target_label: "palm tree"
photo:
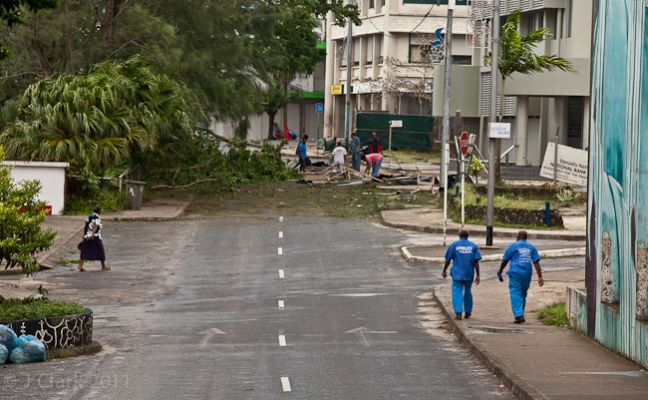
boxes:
[0,56,193,178]
[488,9,574,174]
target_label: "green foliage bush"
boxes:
[0,148,56,275]
[0,297,85,321]
[147,138,298,191]
[537,302,568,327]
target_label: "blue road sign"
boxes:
[315,103,324,114]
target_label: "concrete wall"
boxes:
[587,0,648,369]
[3,161,69,215]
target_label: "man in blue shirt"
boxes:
[351,131,361,171]
[498,230,544,323]
[296,135,309,172]
[442,230,481,320]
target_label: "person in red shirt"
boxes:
[363,152,383,177]
[367,131,382,154]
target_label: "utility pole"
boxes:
[344,13,353,147]
[486,0,500,246]
[441,1,454,246]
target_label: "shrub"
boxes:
[0,148,56,275]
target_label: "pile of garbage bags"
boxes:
[0,324,47,364]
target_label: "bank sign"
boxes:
[540,142,588,187]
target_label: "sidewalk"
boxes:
[0,198,189,297]
[434,268,648,400]
[381,207,586,241]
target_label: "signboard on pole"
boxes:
[331,85,343,95]
[459,131,470,156]
[488,122,511,139]
[315,103,323,114]
[389,120,403,128]
[540,142,588,186]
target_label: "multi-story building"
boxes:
[479,0,593,167]
[324,0,592,168]
[324,0,476,139]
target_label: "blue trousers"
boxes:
[452,280,473,314]
[352,153,361,171]
[509,275,532,318]
[371,158,383,177]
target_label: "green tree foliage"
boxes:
[0,148,56,275]
[0,1,180,104]
[0,0,359,122]
[486,9,574,175]
[0,0,58,59]
[496,10,574,80]
[0,56,193,178]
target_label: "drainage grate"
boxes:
[467,325,530,334]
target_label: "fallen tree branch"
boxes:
[151,179,221,190]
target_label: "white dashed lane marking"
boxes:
[280,377,292,392]
[278,335,287,347]
[278,300,285,309]
[278,247,283,255]
[278,269,285,279]
[279,216,284,222]
[279,231,284,238]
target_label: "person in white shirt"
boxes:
[331,141,347,172]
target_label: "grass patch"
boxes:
[186,181,436,220]
[537,302,568,327]
[383,148,440,164]
[64,189,127,215]
[461,184,548,210]
[0,298,86,321]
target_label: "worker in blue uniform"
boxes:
[498,230,544,323]
[442,229,481,320]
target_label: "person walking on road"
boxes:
[497,230,544,324]
[367,131,382,154]
[442,230,481,320]
[78,206,110,272]
[351,131,361,171]
[362,152,383,178]
[296,135,310,172]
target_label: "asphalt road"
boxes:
[1,217,583,399]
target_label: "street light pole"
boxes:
[486,0,500,246]
[441,1,454,246]
[344,15,353,147]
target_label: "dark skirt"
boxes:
[79,239,106,262]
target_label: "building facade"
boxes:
[485,0,593,167]
[324,0,476,139]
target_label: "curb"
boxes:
[401,246,586,264]
[102,201,190,222]
[380,213,586,241]
[432,289,547,400]
[38,225,85,270]
[48,341,103,360]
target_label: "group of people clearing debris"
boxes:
[296,131,384,177]
[443,229,544,323]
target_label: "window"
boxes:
[376,35,383,64]
[353,38,361,66]
[369,0,374,8]
[340,40,348,67]
[366,36,374,64]
[403,0,469,4]
[451,55,472,65]
[564,0,573,38]
[567,96,584,148]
